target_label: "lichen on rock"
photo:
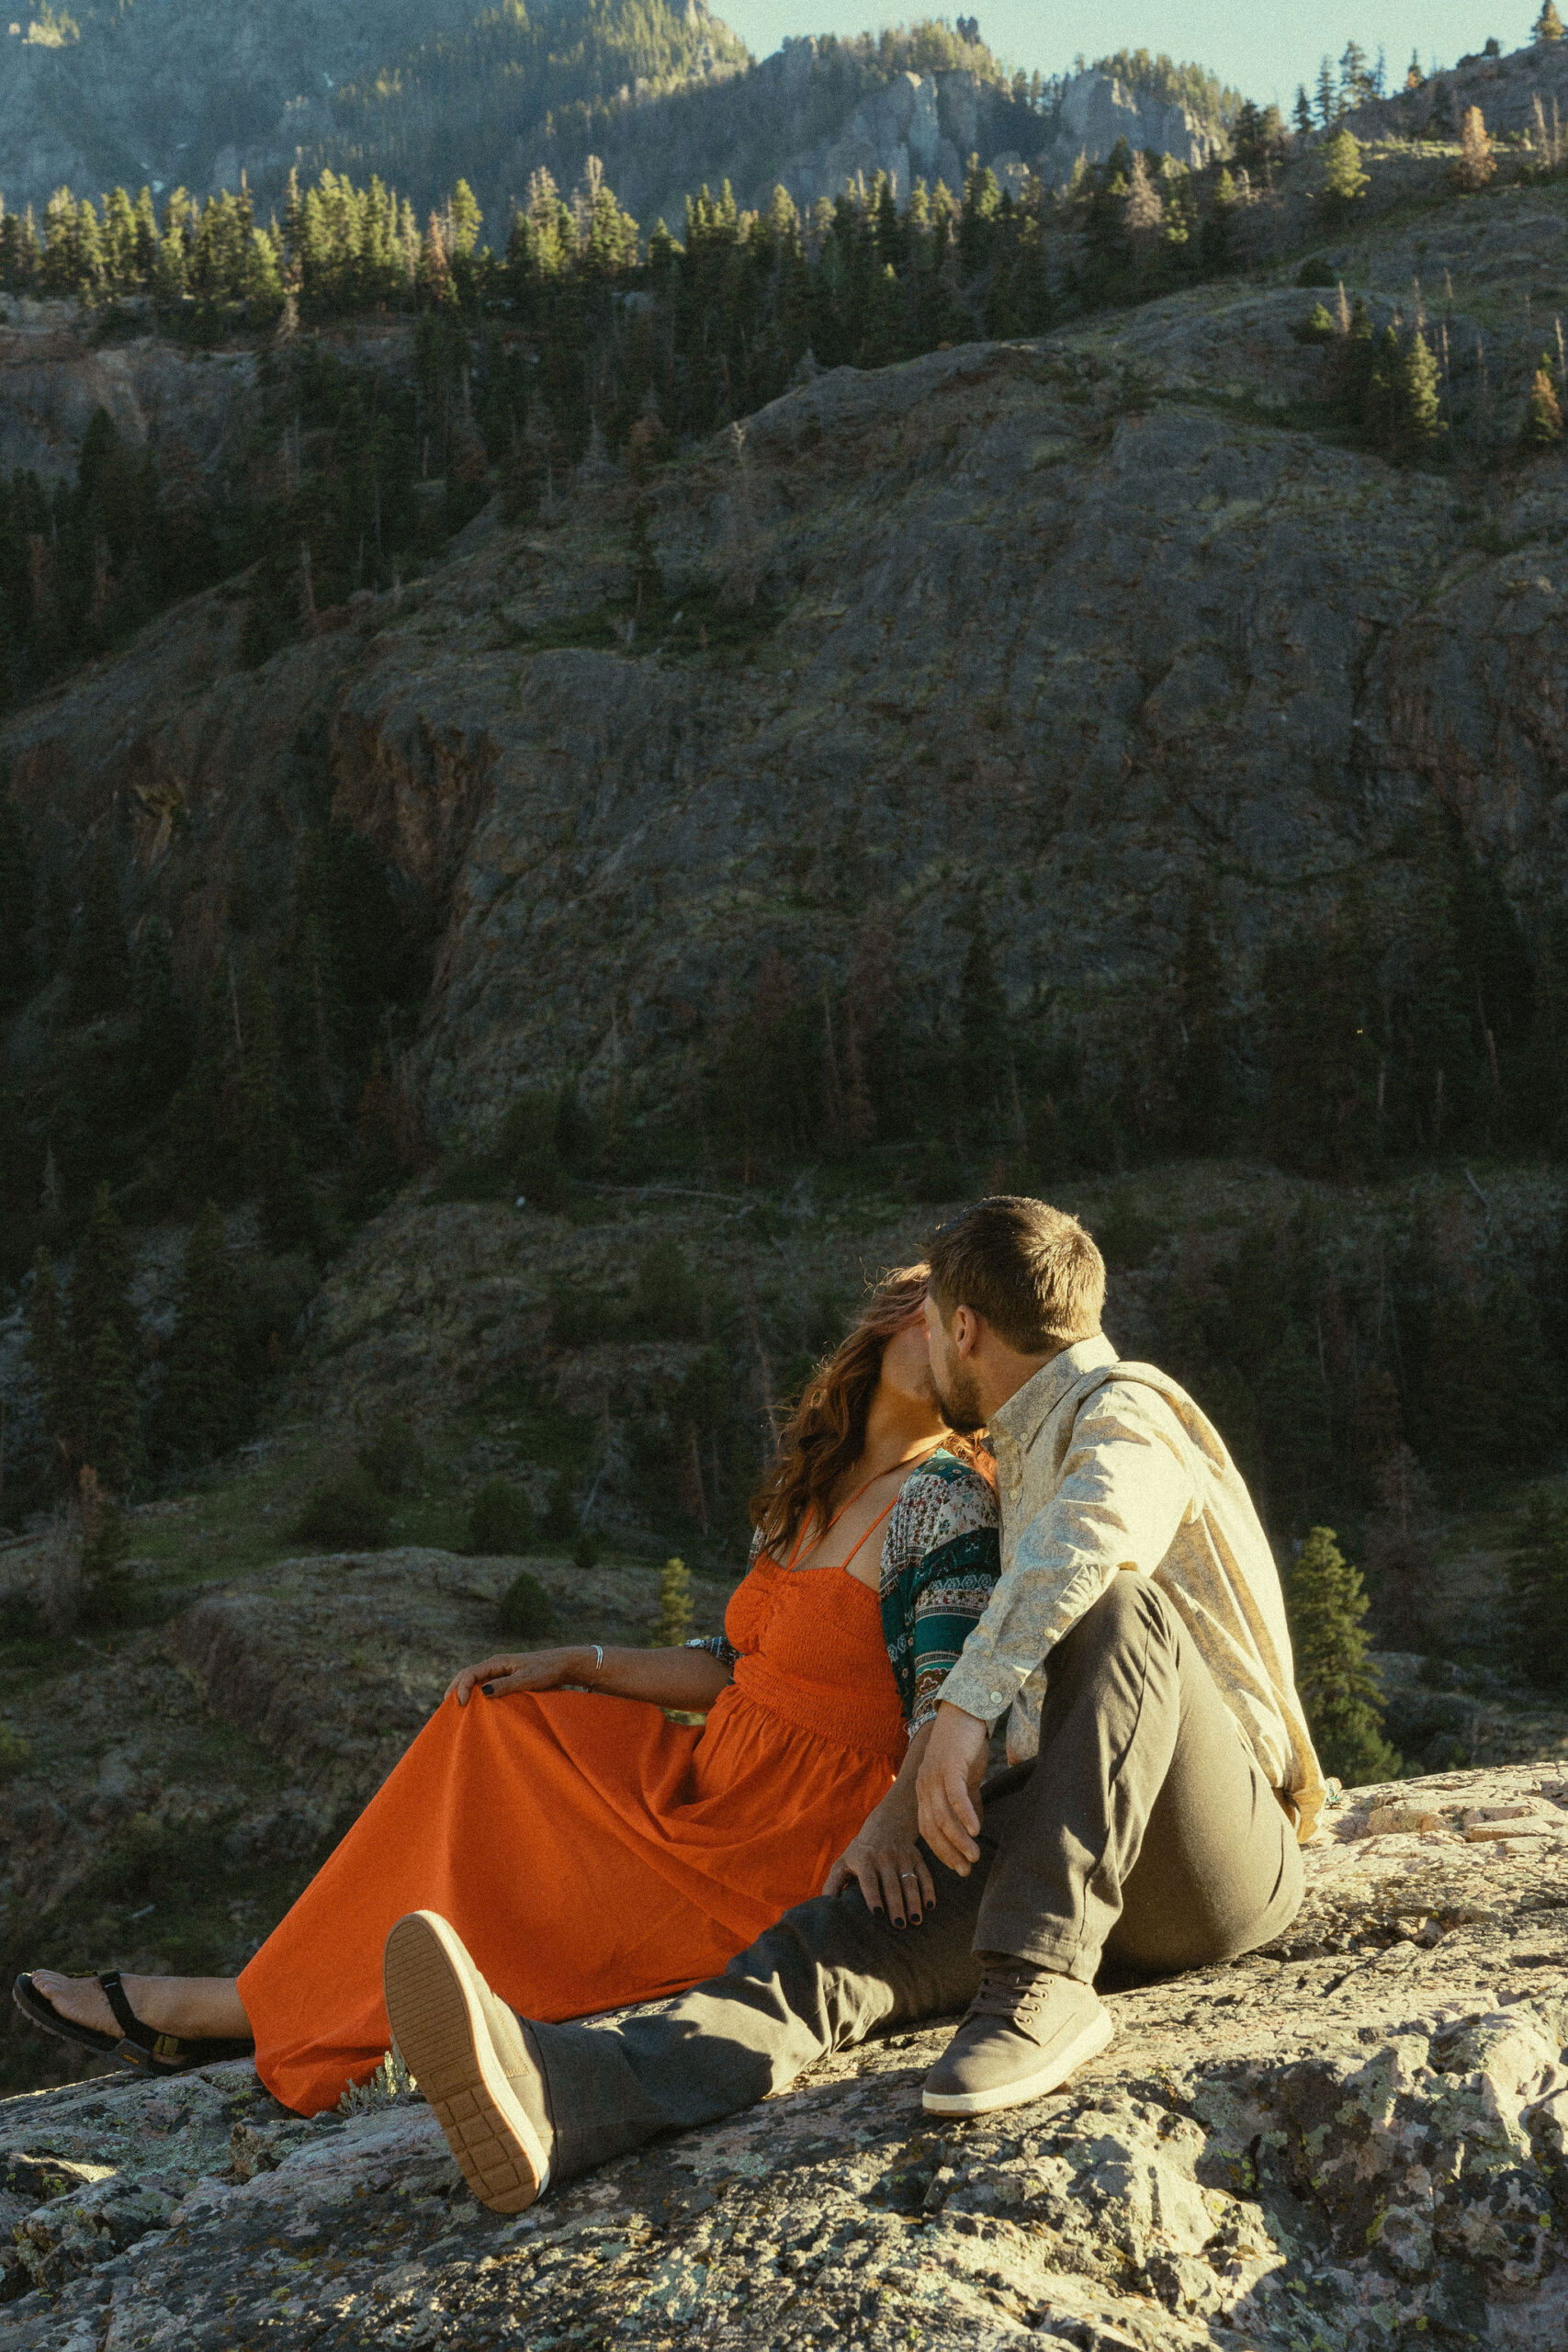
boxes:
[2,1760,1565,2347]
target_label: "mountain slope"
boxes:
[0,0,747,220]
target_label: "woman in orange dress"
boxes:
[17,1266,1000,2117]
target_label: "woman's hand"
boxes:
[446,1649,597,1707]
[823,1783,936,1928]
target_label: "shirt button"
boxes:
[989,1691,1004,1705]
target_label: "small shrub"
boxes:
[653,1555,693,1646]
[495,1092,573,1212]
[0,1591,42,1642]
[628,1240,704,1339]
[0,1721,31,1780]
[541,1474,578,1545]
[912,1139,965,1203]
[357,1418,425,1496]
[496,1568,556,1639]
[547,1275,619,1346]
[293,1467,392,1551]
[1291,302,1337,345]
[79,1494,138,1631]
[1296,256,1337,288]
[573,1529,601,1571]
[466,1480,536,1555]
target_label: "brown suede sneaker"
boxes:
[922,1962,1114,2116]
[383,1911,554,2213]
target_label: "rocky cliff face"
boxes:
[755,64,1222,216]
[1,1758,1564,2347]
[0,302,261,482]
[8,163,1567,1143]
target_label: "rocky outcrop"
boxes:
[1342,31,1568,147]
[766,65,1223,213]
[2,1759,1565,2346]
[1037,68,1226,187]
[0,304,260,484]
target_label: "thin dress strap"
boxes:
[784,1445,943,1573]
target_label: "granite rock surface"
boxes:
[1,1759,1565,2348]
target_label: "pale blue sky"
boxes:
[712,4,1545,108]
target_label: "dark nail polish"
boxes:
[481,1684,494,1696]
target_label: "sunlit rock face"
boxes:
[1,1758,1566,2348]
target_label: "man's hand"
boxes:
[916,1702,990,1873]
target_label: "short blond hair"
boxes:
[927,1195,1105,1353]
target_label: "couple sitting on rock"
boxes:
[18,1195,1321,2214]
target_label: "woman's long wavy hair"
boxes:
[750,1263,979,1558]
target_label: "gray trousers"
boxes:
[530,1575,1303,2183]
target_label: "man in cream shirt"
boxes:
[385,1196,1319,2207]
[913,1195,1321,2113]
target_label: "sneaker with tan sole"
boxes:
[922,1962,1113,2117]
[382,1911,553,2213]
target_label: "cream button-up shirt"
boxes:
[940,1335,1325,1843]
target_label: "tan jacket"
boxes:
[940,1336,1325,1843]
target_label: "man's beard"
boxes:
[931,1358,987,1435]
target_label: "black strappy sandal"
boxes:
[12,1970,255,2076]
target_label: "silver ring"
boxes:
[899,1871,919,1880]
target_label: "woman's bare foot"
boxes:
[29,1970,252,2041]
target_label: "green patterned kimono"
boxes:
[877,1450,1001,1735]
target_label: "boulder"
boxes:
[2,1760,1565,2346]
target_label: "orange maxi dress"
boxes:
[241,1546,907,2116]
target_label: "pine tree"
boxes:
[66,836,131,1024]
[1285,1526,1403,1785]
[79,1316,141,1492]
[0,788,34,1010]
[130,914,189,1114]
[1123,152,1164,254]
[26,1246,72,1477]
[1396,327,1445,450]
[1293,85,1314,138]
[1405,50,1424,90]
[153,1201,248,1464]
[1315,56,1337,127]
[77,1464,133,1628]
[1507,1491,1568,1686]
[1320,128,1370,209]
[69,1182,138,1375]
[1535,2,1565,41]
[1453,107,1496,191]
[1338,40,1372,108]
[1522,351,1564,447]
